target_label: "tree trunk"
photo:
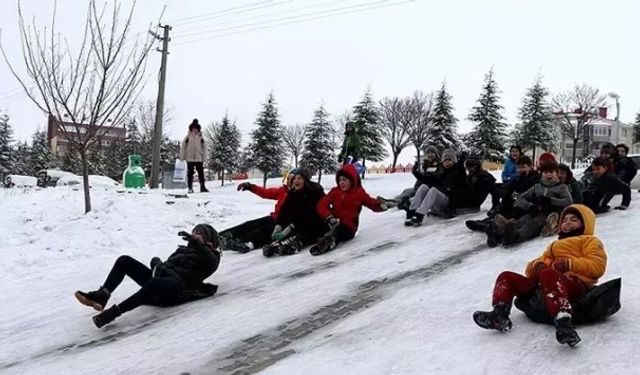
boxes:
[571,139,578,169]
[318,169,322,184]
[361,158,366,179]
[391,152,399,172]
[263,172,268,188]
[80,148,92,214]
[294,154,298,168]
[531,146,536,164]
[221,172,225,186]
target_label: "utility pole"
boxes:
[149,24,171,189]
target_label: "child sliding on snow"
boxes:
[311,164,390,255]
[75,224,221,328]
[473,204,607,347]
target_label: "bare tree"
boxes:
[131,100,173,141]
[379,96,411,170]
[406,91,435,161]
[1,0,154,213]
[282,124,305,168]
[551,85,607,168]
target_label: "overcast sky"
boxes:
[1,0,639,165]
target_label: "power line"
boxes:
[169,0,285,27]
[172,0,345,37]
[173,0,416,47]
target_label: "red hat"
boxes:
[538,152,556,164]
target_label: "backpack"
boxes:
[514,278,621,325]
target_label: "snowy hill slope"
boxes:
[0,174,638,374]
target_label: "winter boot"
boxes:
[466,217,492,232]
[262,242,278,258]
[92,305,122,329]
[397,196,411,211]
[278,236,304,256]
[188,188,195,194]
[541,212,560,237]
[220,234,252,253]
[495,215,517,247]
[75,287,110,311]
[405,213,424,227]
[310,234,337,256]
[200,184,209,193]
[473,302,513,333]
[554,314,581,347]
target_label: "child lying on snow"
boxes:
[75,224,221,328]
[473,204,607,347]
[311,164,390,255]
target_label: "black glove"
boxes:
[150,257,162,268]
[237,182,252,192]
[528,204,540,216]
[614,205,628,211]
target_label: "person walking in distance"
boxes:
[180,119,209,193]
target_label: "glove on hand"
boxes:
[551,259,570,273]
[237,182,252,192]
[326,216,340,231]
[272,224,293,241]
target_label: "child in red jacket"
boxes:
[311,164,389,255]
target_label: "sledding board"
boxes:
[514,278,622,325]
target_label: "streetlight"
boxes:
[608,92,620,145]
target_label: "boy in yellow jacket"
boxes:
[473,204,607,347]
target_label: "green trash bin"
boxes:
[123,155,146,188]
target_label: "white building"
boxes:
[555,107,634,162]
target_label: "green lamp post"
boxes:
[123,155,146,188]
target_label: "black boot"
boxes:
[473,302,512,333]
[555,315,581,347]
[75,287,110,311]
[309,234,337,256]
[485,221,502,248]
[262,242,278,258]
[278,236,304,256]
[92,305,122,328]
[466,217,491,232]
[200,183,209,193]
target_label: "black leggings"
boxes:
[219,215,275,248]
[103,255,181,313]
[333,224,356,244]
[187,162,205,189]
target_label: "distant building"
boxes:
[555,107,634,162]
[47,115,125,156]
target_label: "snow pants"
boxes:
[220,215,275,248]
[510,213,547,243]
[492,269,586,317]
[187,162,206,190]
[409,184,449,215]
[103,255,181,314]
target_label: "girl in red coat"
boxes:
[311,164,390,255]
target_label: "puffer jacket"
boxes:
[156,241,220,289]
[501,155,518,183]
[515,178,573,213]
[249,184,288,220]
[525,204,607,288]
[412,159,443,188]
[277,179,326,243]
[455,169,497,209]
[180,132,207,162]
[317,164,382,233]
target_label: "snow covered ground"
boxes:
[0,173,638,375]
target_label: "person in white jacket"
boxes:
[180,119,209,193]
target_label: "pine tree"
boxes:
[208,115,241,185]
[430,82,459,151]
[0,111,15,175]
[518,76,555,161]
[60,149,83,175]
[300,104,337,183]
[250,93,285,187]
[28,130,58,174]
[352,88,387,177]
[103,141,128,181]
[467,69,508,161]
[12,141,32,175]
[634,112,640,145]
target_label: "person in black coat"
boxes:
[615,143,638,185]
[75,224,221,328]
[583,157,631,213]
[264,170,326,256]
[394,145,443,211]
[454,158,500,211]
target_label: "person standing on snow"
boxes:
[311,164,390,255]
[473,204,607,347]
[338,122,361,165]
[180,119,209,193]
[218,170,295,253]
[263,170,326,257]
[75,224,221,328]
